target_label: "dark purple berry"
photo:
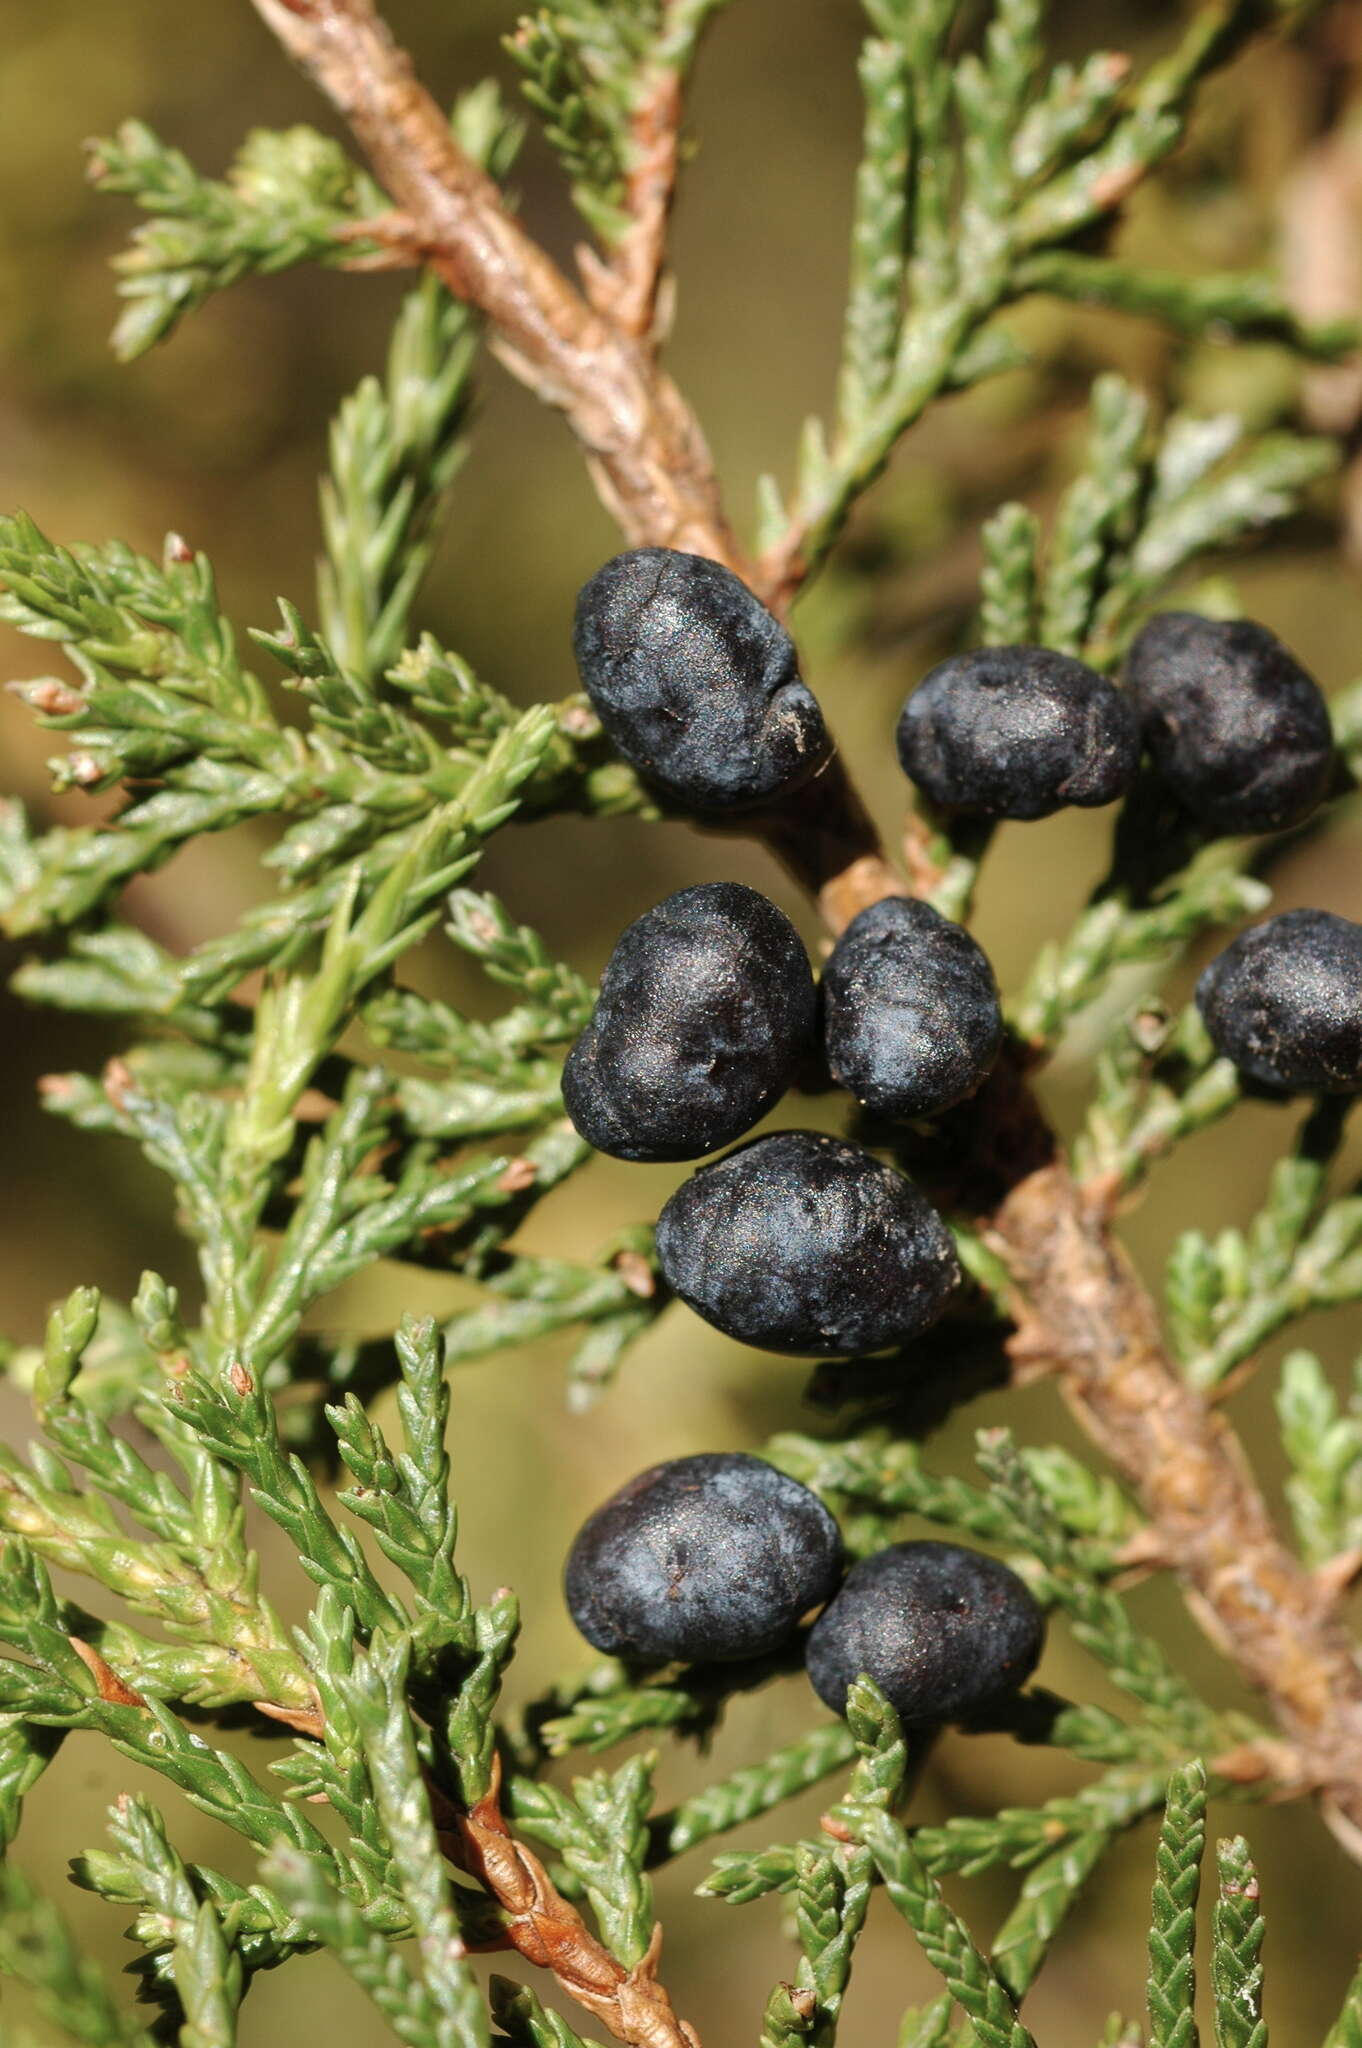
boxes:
[1125,611,1333,835]
[564,1452,844,1664]
[896,645,1138,821]
[822,896,1003,1119]
[572,547,830,812]
[1196,908,1362,1094]
[805,1540,1045,1723]
[563,883,815,1162]
[654,1131,959,1357]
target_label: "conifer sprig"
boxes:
[3,0,1362,2041]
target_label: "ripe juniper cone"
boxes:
[562,882,816,1161]
[823,895,1003,1118]
[655,1130,959,1356]
[806,1539,1045,1723]
[896,644,1139,820]
[1196,908,1362,1094]
[1125,611,1334,835]
[564,1452,844,1663]
[573,546,830,811]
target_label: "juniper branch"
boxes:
[0,1863,153,2048]
[7,6,1362,2044]
[338,1632,489,2042]
[1325,1960,1362,2048]
[508,1754,657,1965]
[1168,1109,1362,1392]
[246,0,898,924]
[1276,1351,1362,1570]
[995,1154,1362,1825]
[991,1827,1114,2002]
[1211,1836,1267,2048]
[1147,1763,1207,2048]
[0,1723,63,1854]
[652,1722,858,1862]
[700,1761,1172,1905]
[833,1803,1037,2048]
[492,1978,605,2048]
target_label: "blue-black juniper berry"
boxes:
[565,1453,844,1664]
[562,882,816,1161]
[1125,611,1334,835]
[805,1540,1046,1724]
[573,547,830,811]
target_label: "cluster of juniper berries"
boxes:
[559,545,1362,1724]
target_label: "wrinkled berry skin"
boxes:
[1125,612,1333,835]
[1196,909,1362,1094]
[564,1452,844,1664]
[823,896,1003,1119]
[805,1540,1045,1723]
[655,1131,960,1357]
[896,645,1139,820]
[573,548,830,811]
[563,883,816,1161]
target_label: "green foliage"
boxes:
[1276,1350,1362,1568]
[657,1721,858,1859]
[1074,1003,1244,1196]
[337,1632,490,2044]
[1147,1763,1207,2048]
[760,0,1345,584]
[4,1,1362,2043]
[319,272,481,685]
[87,120,382,359]
[757,1682,908,2048]
[506,0,726,243]
[834,1800,1037,2048]
[0,1863,153,2048]
[920,373,1334,924]
[1167,1106,1362,1392]
[509,1754,657,1964]
[492,1979,603,2048]
[1325,1962,1362,2048]
[1212,1836,1267,2048]
[700,1763,1171,1904]
[318,87,524,684]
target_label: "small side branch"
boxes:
[449,1760,700,2048]
[250,0,901,916]
[253,0,738,565]
[581,61,681,340]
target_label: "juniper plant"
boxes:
[1,2,1362,2044]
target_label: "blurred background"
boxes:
[2,0,1362,2040]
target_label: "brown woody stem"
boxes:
[442,1759,700,2048]
[253,0,1362,1849]
[253,0,740,564]
[584,61,682,340]
[995,1164,1362,1837]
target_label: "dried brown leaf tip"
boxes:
[254,1695,326,1740]
[497,1157,538,1194]
[102,1057,136,1112]
[69,1638,147,1709]
[612,1248,656,1299]
[8,679,85,715]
